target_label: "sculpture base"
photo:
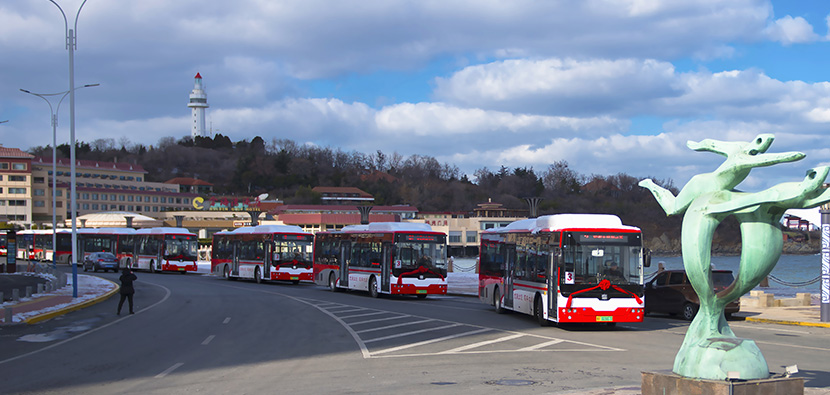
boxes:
[642,370,803,395]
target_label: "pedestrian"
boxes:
[117,267,137,315]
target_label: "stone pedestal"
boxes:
[642,370,803,395]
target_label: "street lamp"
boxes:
[20,84,99,270]
[48,0,91,298]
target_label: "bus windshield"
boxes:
[274,240,313,268]
[394,241,448,278]
[563,232,641,286]
[164,237,198,260]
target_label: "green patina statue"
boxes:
[640,134,830,380]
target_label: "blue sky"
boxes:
[2,0,830,192]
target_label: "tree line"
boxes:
[31,134,748,253]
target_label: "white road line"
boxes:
[439,333,525,354]
[223,317,231,324]
[349,315,410,326]
[201,335,215,345]
[155,362,184,378]
[339,311,388,320]
[372,328,492,356]
[730,323,810,334]
[355,319,434,334]
[364,323,460,343]
[330,308,367,314]
[517,339,564,351]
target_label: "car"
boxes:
[644,269,740,320]
[83,252,120,273]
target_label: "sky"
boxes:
[2,0,830,191]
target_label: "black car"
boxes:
[83,252,119,273]
[645,269,740,320]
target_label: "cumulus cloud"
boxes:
[765,15,820,45]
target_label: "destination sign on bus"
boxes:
[277,234,313,242]
[578,234,629,243]
[399,234,443,243]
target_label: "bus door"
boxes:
[504,244,516,308]
[548,249,559,318]
[231,240,240,276]
[381,242,392,293]
[339,242,350,287]
[265,240,273,278]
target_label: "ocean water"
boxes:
[450,256,824,299]
[651,254,823,298]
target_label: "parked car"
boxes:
[83,252,119,273]
[644,269,740,320]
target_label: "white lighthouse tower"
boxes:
[187,72,210,139]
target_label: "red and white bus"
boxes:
[211,224,314,283]
[314,222,448,298]
[478,214,650,325]
[78,228,137,268]
[16,229,74,263]
[133,227,199,273]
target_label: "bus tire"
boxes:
[369,276,379,298]
[494,288,505,314]
[535,295,549,326]
[329,273,338,292]
[254,267,262,284]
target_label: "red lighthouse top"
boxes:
[195,72,202,79]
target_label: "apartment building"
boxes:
[0,146,34,225]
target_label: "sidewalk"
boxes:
[0,272,119,325]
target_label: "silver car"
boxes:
[83,252,120,273]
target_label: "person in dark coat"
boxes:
[117,267,137,315]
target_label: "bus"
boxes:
[16,229,74,263]
[211,225,314,283]
[478,214,650,325]
[133,227,199,273]
[314,222,448,298]
[78,228,137,268]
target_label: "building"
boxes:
[188,72,210,139]
[312,186,374,205]
[272,204,416,233]
[419,200,527,257]
[29,156,198,226]
[165,177,214,194]
[0,146,35,225]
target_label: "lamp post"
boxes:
[48,0,91,298]
[20,84,99,270]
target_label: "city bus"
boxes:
[78,228,137,268]
[211,224,314,284]
[133,227,199,273]
[478,214,650,325]
[16,229,74,263]
[314,222,448,298]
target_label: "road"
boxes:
[1,269,828,394]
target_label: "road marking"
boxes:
[730,323,810,334]
[202,335,215,345]
[355,319,433,334]
[155,362,184,378]
[330,308,366,314]
[518,339,565,351]
[339,311,388,320]
[223,317,231,324]
[372,328,492,355]
[439,333,524,354]
[364,323,460,343]
[349,315,410,325]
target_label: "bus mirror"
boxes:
[643,248,652,267]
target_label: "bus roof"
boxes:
[134,227,196,236]
[228,224,309,235]
[84,227,137,235]
[488,214,640,234]
[339,222,434,233]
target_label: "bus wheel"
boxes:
[329,273,338,292]
[254,267,262,284]
[368,277,379,298]
[535,296,549,326]
[494,288,505,314]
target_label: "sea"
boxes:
[449,255,826,300]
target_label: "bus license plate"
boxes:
[178,268,184,271]
[416,290,427,294]
[596,316,613,322]
[291,276,298,280]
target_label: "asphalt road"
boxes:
[1,269,828,394]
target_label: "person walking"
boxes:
[117,267,137,315]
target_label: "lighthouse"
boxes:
[187,73,210,139]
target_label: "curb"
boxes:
[23,277,121,324]
[744,317,830,328]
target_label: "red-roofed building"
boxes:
[0,146,35,224]
[311,186,374,205]
[165,177,214,194]
[270,204,417,232]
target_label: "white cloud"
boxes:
[765,15,820,45]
